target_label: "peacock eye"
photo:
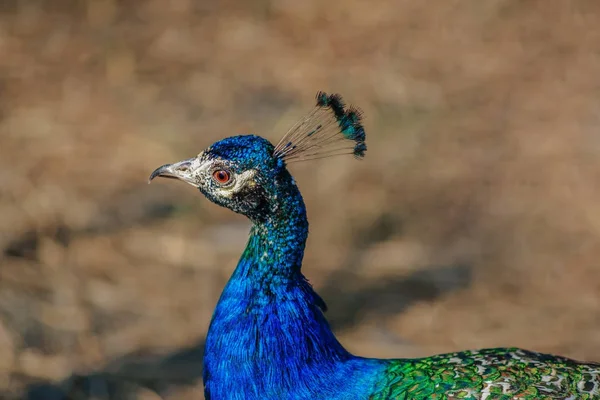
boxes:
[212,169,232,185]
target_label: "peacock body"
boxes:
[149,92,600,399]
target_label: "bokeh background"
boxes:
[2,0,600,398]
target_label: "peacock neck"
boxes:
[239,179,309,280]
[203,178,357,399]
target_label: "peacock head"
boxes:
[149,92,366,222]
[149,135,285,221]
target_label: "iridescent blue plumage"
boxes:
[200,146,386,398]
[148,92,600,400]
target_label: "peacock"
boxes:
[149,92,600,399]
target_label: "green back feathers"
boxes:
[371,348,600,399]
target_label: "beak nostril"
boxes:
[149,158,198,186]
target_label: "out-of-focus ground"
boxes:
[1,0,600,398]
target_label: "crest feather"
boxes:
[273,92,367,162]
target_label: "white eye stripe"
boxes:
[215,169,257,198]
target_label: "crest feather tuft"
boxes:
[273,92,367,162]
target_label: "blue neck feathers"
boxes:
[202,171,384,400]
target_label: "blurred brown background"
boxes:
[1,0,600,398]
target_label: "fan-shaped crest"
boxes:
[273,92,367,162]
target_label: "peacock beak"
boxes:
[148,157,200,187]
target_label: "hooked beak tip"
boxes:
[148,159,198,187]
[148,164,172,184]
